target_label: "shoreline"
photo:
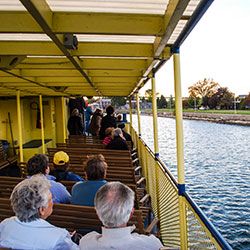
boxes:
[138,111,250,126]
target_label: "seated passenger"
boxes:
[106,128,129,150]
[79,182,163,250]
[71,154,107,206]
[0,174,79,250]
[51,151,84,182]
[103,127,114,146]
[118,123,134,149]
[27,154,71,204]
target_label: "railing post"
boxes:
[61,97,66,143]
[136,92,141,137]
[39,95,45,154]
[173,47,188,249]
[151,72,159,157]
[16,90,23,162]
[129,96,133,134]
[151,71,160,218]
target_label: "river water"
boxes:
[131,115,250,250]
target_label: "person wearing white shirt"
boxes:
[79,182,163,250]
[0,174,79,250]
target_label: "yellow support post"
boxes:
[151,71,160,218]
[39,95,45,154]
[16,91,23,162]
[129,96,133,134]
[173,48,188,250]
[151,72,159,156]
[61,97,66,143]
[136,93,141,137]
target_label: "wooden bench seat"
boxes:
[0,198,158,236]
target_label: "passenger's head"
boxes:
[84,154,107,181]
[112,128,123,138]
[72,108,79,116]
[116,114,122,121]
[106,106,114,115]
[105,127,114,138]
[53,151,69,171]
[94,108,103,115]
[27,154,49,176]
[11,174,53,222]
[94,182,135,228]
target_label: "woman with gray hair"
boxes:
[105,128,129,150]
[79,182,163,250]
[0,174,79,250]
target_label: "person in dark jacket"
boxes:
[118,123,133,149]
[67,108,84,135]
[88,108,103,136]
[106,128,129,151]
[99,106,116,140]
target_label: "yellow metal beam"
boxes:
[0,41,153,58]
[151,73,159,155]
[18,58,148,70]
[173,49,187,250]
[39,95,45,154]
[136,93,141,137]
[61,97,66,143]
[129,97,133,132]
[0,11,163,36]
[16,91,24,162]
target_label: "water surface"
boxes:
[132,115,250,250]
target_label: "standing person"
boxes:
[0,174,79,250]
[68,96,86,125]
[99,106,116,140]
[84,103,94,135]
[67,108,84,135]
[88,108,103,136]
[79,182,163,250]
[27,154,71,204]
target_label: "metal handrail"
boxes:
[184,191,233,250]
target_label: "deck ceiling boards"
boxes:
[0,0,204,97]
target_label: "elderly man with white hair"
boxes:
[79,182,163,250]
[0,174,79,250]
[105,128,129,150]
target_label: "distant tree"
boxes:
[145,89,159,102]
[187,96,201,108]
[242,92,250,109]
[207,87,234,109]
[219,90,234,109]
[110,96,126,107]
[157,95,168,109]
[188,78,219,104]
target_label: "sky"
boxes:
[140,0,250,98]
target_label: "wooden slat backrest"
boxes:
[0,177,24,198]
[48,147,131,158]
[0,198,145,235]
[67,137,132,149]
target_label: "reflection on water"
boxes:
[132,115,250,250]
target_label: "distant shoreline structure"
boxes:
[135,111,250,127]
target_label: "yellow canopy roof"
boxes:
[0,0,213,97]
